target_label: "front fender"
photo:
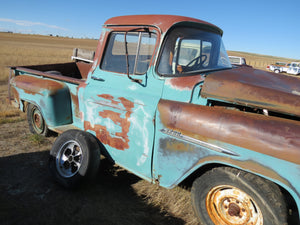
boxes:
[153,99,300,216]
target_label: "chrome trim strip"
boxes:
[160,128,239,156]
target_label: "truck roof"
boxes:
[104,15,223,35]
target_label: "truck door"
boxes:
[82,28,164,180]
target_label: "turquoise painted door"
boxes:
[82,30,164,180]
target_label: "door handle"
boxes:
[91,76,105,82]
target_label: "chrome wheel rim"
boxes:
[56,141,83,178]
[206,185,263,225]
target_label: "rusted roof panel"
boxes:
[104,15,222,34]
[201,67,300,117]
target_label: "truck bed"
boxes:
[11,61,92,84]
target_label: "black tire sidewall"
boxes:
[191,167,287,225]
[49,130,100,188]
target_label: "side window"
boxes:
[101,31,157,75]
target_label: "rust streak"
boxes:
[201,67,300,117]
[98,94,119,105]
[167,75,204,90]
[71,93,80,118]
[84,121,129,150]
[11,75,65,96]
[165,141,190,152]
[85,95,134,150]
[11,86,20,103]
[104,15,222,34]
[158,99,300,164]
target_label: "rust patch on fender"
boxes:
[75,82,88,120]
[11,86,20,103]
[165,140,190,152]
[85,95,134,150]
[98,94,120,105]
[166,75,204,90]
[158,99,300,164]
[201,67,300,117]
[84,121,129,150]
[71,93,80,118]
[11,75,65,96]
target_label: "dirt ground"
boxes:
[0,83,197,225]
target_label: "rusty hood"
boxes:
[201,67,300,117]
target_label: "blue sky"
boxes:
[0,0,299,59]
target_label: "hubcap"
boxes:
[56,141,83,178]
[206,185,263,225]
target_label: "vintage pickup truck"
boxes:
[8,15,300,225]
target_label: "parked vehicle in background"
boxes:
[267,62,300,75]
[266,62,289,73]
[287,62,300,75]
[228,56,251,67]
[8,15,300,225]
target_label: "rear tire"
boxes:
[27,103,50,136]
[191,167,288,225]
[49,130,100,188]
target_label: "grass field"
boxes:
[0,32,299,225]
[0,32,98,83]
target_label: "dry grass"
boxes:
[133,181,198,225]
[0,32,98,82]
[0,83,25,124]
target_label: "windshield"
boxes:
[157,26,232,76]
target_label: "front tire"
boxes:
[49,130,100,188]
[191,167,288,225]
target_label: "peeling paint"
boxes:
[84,95,134,150]
[201,67,300,117]
[158,99,300,164]
[11,75,65,96]
[165,75,205,91]
[104,15,222,35]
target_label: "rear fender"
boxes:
[10,75,72,127]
